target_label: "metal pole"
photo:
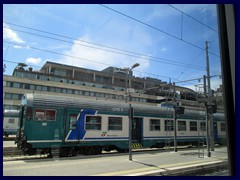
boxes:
[206,41,215,151]
[128,70,133,161]
[173,82,177,152]
[204,75,211,157]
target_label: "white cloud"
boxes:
[25,57,42,65]
[13,45,23,49]
[58,35,150,73]
[3,22,25,43]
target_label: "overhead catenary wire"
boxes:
[168,4,218,33]
[4,57,221,89]
[99,4,220,58]
[3,37,221,83]
[3,22,207,71]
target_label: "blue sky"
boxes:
[3,4,222,91]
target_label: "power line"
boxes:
[3,22,207,70]
[4,57,221,89]
[3,41,178,81]
[175,50,205,80]
[168,4,218,33]
[99,4,220,58]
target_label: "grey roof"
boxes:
[21,93,224,120]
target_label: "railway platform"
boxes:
[3,144,228,176]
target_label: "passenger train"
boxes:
[15,93,226,157]
[3,109,20,137]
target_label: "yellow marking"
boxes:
[131,143,142,149]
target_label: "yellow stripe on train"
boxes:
[131,143,142,149]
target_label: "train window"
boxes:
[190,121,197,131]
[70,114,77,130]
[178,121,186,131]
[34,109,45,121]
[8,118,15,123]
[34,109,56,121]
[220,123,226,131]
[150,119,160,131]
[164,120,174,131]
[46,110,56,121]
[108,117,122,131]
[85,116,101,130]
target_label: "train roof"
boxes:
[21,93,224,120]
[4,109,20,116]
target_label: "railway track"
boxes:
[3,145,199,162]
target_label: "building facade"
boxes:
[3,61,205,111]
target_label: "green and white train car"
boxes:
[15,93,226,157]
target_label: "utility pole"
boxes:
[203,75,211,157]
[173,82,177,152]
[126,63,140,161]
[205,41,215,151]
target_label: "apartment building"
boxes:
[3,61,197,111]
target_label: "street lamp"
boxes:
[113,63,140,161]
[125,63,140,161]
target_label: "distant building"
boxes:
[3,61,202,111]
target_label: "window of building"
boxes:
[22,72,30,78]
[6,82,13,87]
[42,86,48,91]
[164,120,174,131]
[36,85,42,91]
[178,121,186,131]
[150,119,161,131]
[30,84,35,90]
[34,109,56,121]
[66,89,73,94]
[15,71,23,78]
[62,88,67,93]
[53,68,67,76]
[13,82,20,88]
[24,84,30,89]
[50,87,56,92]
[85,116,101,130]
[56,87,61,93]
[190,121,198,131]
[108,117,122,130]
[12,94,19,100]
[29,73,36,79]
[5,93,12,99]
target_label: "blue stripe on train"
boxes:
[67,109,96,140]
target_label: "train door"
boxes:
[64,110,79,142]
[132,117,143,144]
